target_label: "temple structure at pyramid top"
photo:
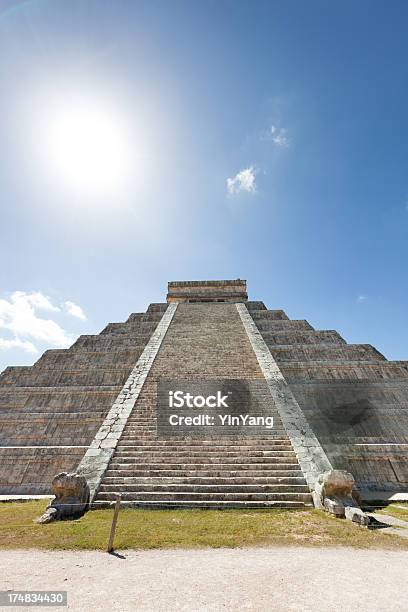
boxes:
[0,278,407,509]
[166,279,248,303]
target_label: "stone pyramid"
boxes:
[0,280,407,507]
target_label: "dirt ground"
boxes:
[1,547,407,611]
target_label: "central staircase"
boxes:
[94,302,313,508]
[96,412,312,508]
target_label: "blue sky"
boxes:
[0,0,407,372]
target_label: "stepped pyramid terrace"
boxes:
[0,279,407,509]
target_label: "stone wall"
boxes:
[0,304,167,494]
[166,279,248,303]
[249,302,408,494]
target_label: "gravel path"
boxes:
[1,547,407,611]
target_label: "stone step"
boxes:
[92,500,310,509]
[245,302,267,311]
[119,432,290,439]
[105,467,304,478]
[34,348,143,368]
[108,461,301,472]
[111,446,298,459]
[126,313,164,323]
[113,449,297,458]
[118,440,292,445]
[115,442,293,450]
[71,333,152,350]
[256,320,313,332]
[261,330,346,345]
[116,438,291,444]
[250,310,289,321]
[146,303,168,313]
[109,456,300,465]
[96,491,312,502]
[270,344,386,363]
[100,322,158,335]
[102,475,307,485]
[98,483,310,494]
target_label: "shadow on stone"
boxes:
[367,516,391,530]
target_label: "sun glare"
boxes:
[43,98,133,197]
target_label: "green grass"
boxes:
[1,501,408,550]
[376,502,408,522]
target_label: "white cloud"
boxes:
[357,295,367,303]
[226,166,257,196]
[263,125,289,147]
[0,291,73,352]
[0,337,38,354]
[64,301,86,321]
[13,290,61,312]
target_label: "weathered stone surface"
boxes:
[313,470,360,513]
[323,497,345,517]
[0,304,166,494]
[36,507,58,524]
[344,506,370,526]
[316,470,355,499]
[167,279,248,303]
[249,300,408,496]
[313,469,372,525]
[36,472,90,523]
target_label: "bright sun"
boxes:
[44,98,133,197]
